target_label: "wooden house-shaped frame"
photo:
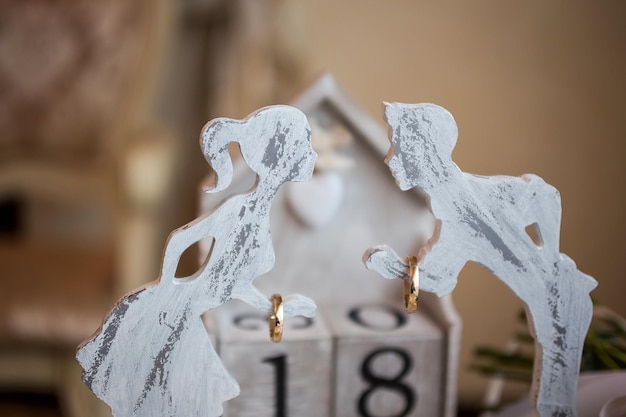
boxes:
[199,73,461,417]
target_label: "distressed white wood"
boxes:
[215,301,332,417]
[324,303,444,417]
[76,105,318,417]
[364,102,598,417]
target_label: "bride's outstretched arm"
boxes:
[234,284,316,318]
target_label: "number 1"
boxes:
[263,354,287,417]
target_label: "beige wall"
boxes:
[302,0,626,407]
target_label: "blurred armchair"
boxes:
[0,0,173,415]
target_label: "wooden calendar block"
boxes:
[325,303,445,417]
[216,301,333,417]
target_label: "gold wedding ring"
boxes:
[404,256,419,313]
[269,294,284,343]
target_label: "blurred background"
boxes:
[1,0,625,415]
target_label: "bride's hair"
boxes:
[200,105,313,193]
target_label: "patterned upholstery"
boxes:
[0,0,145,161]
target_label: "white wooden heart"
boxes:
[286,170,344,228]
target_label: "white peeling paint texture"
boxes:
[364,102,597,417]
[76,105,318,417]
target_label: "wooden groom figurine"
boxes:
[364,102,597,417]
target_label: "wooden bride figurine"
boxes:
[365,102,597,417]
[77,106,317,417]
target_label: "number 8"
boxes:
[358,347,416,417]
